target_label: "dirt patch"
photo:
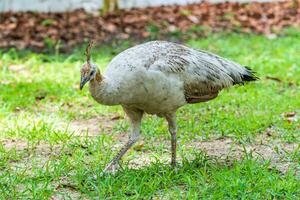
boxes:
[68,114,123,136]
[0,138,65,173]
[1,138,28,151]
[1,138,60,153]
[125,136,299,174]
[1,132,298,175]
[129,154,168,169]
[8,64,31,78]
[50,188,87,200]
[184,137,299,174]
[193,137,239,158]
[51,176,88,200]
[69,117,104,136]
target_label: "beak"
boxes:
[80,76,89,90]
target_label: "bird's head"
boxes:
[80,62,98,90]
[80,41,99,90]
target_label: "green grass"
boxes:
[0,31,299,199]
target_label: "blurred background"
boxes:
[0,0,299,51]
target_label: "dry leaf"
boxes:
[0,1,298,50]
[133,142,144,151]
[111,115,123,120]
[265,76,282,82]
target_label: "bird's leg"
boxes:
[165,113,177,168]
[103,107,143,174]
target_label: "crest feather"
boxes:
[85,40,94,68]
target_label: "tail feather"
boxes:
[232,66,258,85]
[242,66,259,82]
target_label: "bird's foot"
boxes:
[94,162,120,179]
[102,162,120,175]
[170,162,179,173]
[171,160,176,169]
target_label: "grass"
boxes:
[0,30,299,199]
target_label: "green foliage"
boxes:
[102,0,119,15]
[41,19,55,26]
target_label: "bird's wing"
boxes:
[147,42,256,102]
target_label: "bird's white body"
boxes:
[90,41,251,116]
[91,65,186,115]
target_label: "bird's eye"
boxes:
[90,71,94,76]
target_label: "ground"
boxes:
[0,31,299,199]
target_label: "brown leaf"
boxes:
[133,142,144,151]
[282,112,298,124]
[0,1,299,50]
[35,92,47,102]
[265,76,282,82]
[6,23,17,30]
[105,23,117,33]
[284,112,296,118]
[111,115,123,120]
[187,15,200,23]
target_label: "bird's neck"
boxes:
[89,70,120,105]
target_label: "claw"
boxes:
[102,162,120,175]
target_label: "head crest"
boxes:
[85,40,94,68]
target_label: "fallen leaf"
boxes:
[133,142,144,151]
[284,112,296,118]
[111,115,123,120]
[0,1,298,50]
[282,112,298,123]
[265,76,282,82]
[35,91,47,102]
[14,107,21,112]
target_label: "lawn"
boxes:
[0,31,299,199]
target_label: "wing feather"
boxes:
[146,41,255,100]
[107,40,257,103]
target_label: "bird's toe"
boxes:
[102,162,120,175]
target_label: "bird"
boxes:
[80,40,258,173]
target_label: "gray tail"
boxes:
[242,66,259,82]
[233,66,258,85]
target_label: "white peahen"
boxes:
[80,41,258,173]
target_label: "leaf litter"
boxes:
[0,1,299,51]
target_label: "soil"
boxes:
[1,118,298,175]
